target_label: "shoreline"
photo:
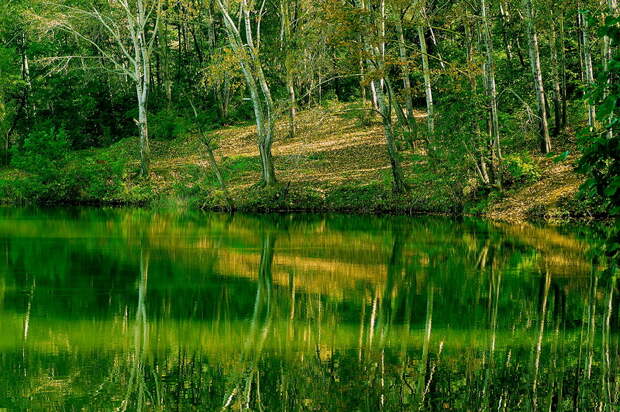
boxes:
[0,192,599,224]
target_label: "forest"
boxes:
[0,0,618,220]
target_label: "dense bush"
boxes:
[502,153,541,186]
[69,155,126,202]
[150,109,193,140]
[6,127,125,203]
[9,127,74,202]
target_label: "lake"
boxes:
[0,207,616,411]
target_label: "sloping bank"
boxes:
[0,105,591,221]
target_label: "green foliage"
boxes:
[464,190,503,216]
[325,183,383,211]
[150,109,192,140]
[6,128,125,203]
[502,153,541,186]
[121,182,156,205]
[11,127,70,172]
[204,156,261,188]
[9,127,73,202]
[336,104,374,128]
[578,15,620,218]
[578,15,620,275]
[237,183,322,212]
[70,156,126,202]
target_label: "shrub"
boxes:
[10,127,74,202]
[502,153,541,186]
[8,128,126,203]
[69,155,126,201]
[150,109,192,140]
[11,127,70,172]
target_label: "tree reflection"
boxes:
[223,226,276,410]
[0,210,619,411]
[118,249,153,412]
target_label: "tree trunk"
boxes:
[216,0,277,186]
[481,0,502,190]
[374,80,408,194]
[498,1,514,70]
[417,24,435,140]
[162,0,172,107]
[18,31,34,149]
[356,0,407,193]
[370,78,379,110]
[126,0,158,177]
[188,99,234,210]
[136,29,152,176]
[20,33,33,119]
[524,0,552,153]
[287,73,297,139]
[281,0,297,139]
[549,13,563,136]
[245,72,277,186]
[559,10,568,128]
[373,0,407,193]
[137,93,151,177]
[579,4,596,129]
[254,69,278,187]
[395,14,415,129]
[358,37,367,107]
[602,0,618,138]
[464,12,492,187]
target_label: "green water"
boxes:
[0,208,616,411]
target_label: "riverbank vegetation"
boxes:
[0,0,618,220]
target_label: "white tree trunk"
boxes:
[417,24,435,139]
[602,0,618,138]
[216,0,277,186]
[579,5,597,129]
[481,0,502,167]
[137,88,150,177]
[524,0,552,153]
[395,15,415,124]
[549,7,563,135]
[371,0,407,193]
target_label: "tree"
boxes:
[416,2,435,140]
[481,0,502,187]
[279,0,299,139]
[43,0,162,177]
[579,12,620,216]
[523,0,552,154]
[579,3,597,130]
[357,0,408,193]
[215,0,277,187]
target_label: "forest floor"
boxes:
[143,102,585,220]
[0,102,587,221]
[137,102,461,214]
[486,158,584,222]
[156,102,395,192]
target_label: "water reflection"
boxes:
[119,249,150,412]
[0,208,617,411]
